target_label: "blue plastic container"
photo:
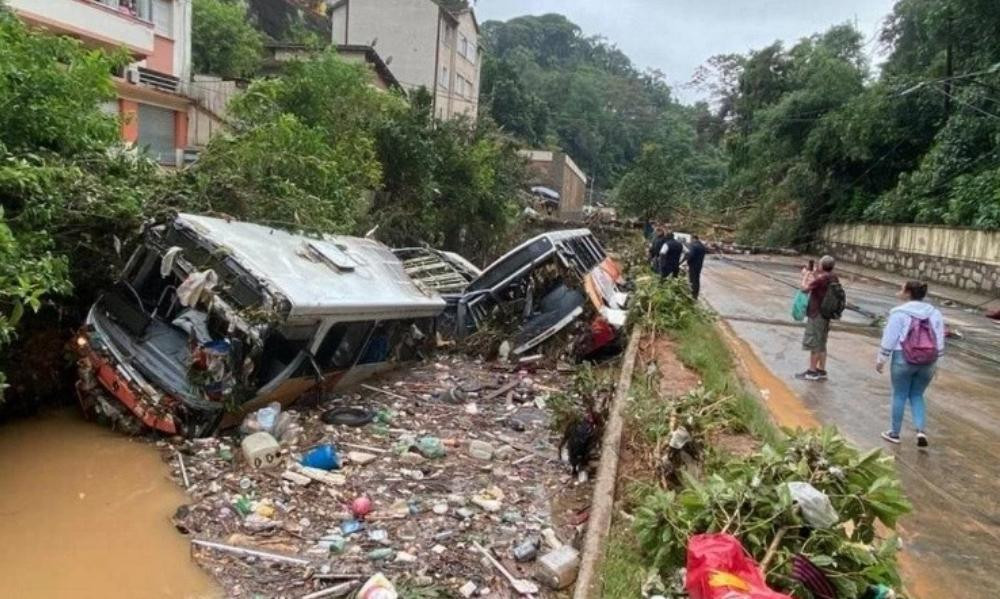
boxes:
[301,443,340,470]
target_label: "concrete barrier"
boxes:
[818,223,1000,296]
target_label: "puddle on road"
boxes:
[0,409,219,599]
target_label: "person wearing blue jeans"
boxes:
[876,281,945,447]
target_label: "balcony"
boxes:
[8,0,155,56]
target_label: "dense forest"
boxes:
[482,2,1000,245]
[478,14,726,199]
[700,0,1000,244]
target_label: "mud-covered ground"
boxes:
[162,354,598,598]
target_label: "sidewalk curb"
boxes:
[572,327,641,599]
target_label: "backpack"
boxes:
[819,279,846,320]
[901,317,938,365]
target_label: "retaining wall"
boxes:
[818,223,1000,296]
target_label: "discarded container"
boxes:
[459,581,478,597]
[513,538,540,562]
[416,436,446,459]
[241,432,281,469]
[368,548,395,561]
[301,444,341,470]
[240,401,282,435]
[359,573,397,599]
[468,440,494,461]
[340,520,363,536]
[321,535,347,553]
[538,545,581,589]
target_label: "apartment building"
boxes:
[330,0,480,120]
[8,0,193,165]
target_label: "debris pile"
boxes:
[163,355,599,597]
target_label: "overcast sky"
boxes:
[474,0,898,104]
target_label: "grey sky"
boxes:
[473,0,897,104]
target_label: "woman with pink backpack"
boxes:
[876,281,945,447]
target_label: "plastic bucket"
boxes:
[301,444,341,470]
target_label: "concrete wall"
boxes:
[340,0,439,92]
[519,150,588,220]
[819,223,1000,296]
[187,75,237,148]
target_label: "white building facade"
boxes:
[331,0,480,120]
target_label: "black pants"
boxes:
[660,262,680,279]
[688,266,702,299]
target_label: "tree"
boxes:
[171,51,391,233]
[0,8,159,404]
[371,89,521,261]
[192,0,263,79]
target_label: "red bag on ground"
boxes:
[685,533,793,599]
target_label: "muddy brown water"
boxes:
[0,409,219,598]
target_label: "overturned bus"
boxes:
[399,229,629,357]
[75,214,445,437]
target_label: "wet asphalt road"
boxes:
[701,255,1000,599]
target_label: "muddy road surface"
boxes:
[703,255,1000,599]
[0,410,219,598]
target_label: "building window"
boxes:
[441,21,455,47]
[137,103,176,165]
[460,35,468,58]
[152,0,172,36]
[439,66,449,88]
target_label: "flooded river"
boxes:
[0,409,219,598]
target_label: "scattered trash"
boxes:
[468,439,494,461]
[685,534,792,599]
[358,573,397,599]
[459,581,478,597]
[474,541,540,595]
[416,436,446,459]
[513,537,541,562]
[321,406,375,426]
[348,451,379,466]
[159,353,598,596]
[301,443,341,470]
[351,496,374,519]
[538,545,581,590]
[786,481,840,529]
[241,432,280,469]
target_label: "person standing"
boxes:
[796,255,842,381]
[659,232,684,279]
[648,227,667,273]
[876,281,944,447]
[684,234,707,299]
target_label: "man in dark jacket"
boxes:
[648,227,667,273]
[684,235,707,298]
[659,233,684,279]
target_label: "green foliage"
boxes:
[192,0,263,79]
[630,276,709,333]
[634,428,910,597]
[481,14,709,188]
[370,90,521,261]
[705,1,1000,240]
[0,10,160,401]
[171,51,390,233]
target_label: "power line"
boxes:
[929,85,1000,121]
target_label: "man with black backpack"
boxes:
[796,255,845,381]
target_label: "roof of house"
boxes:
[336,44,402,90]
[174,214,445,320]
